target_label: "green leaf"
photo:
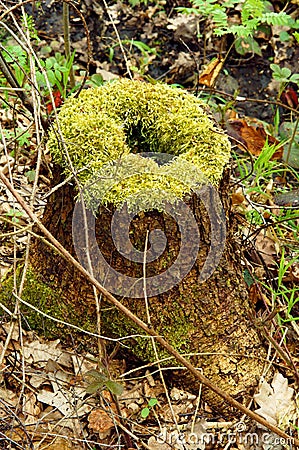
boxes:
[176,7,200,14]
[40,46,52,55]
[289,74,299,85]
[141,407,150,418]
[263,11,290,26]
[18,131,31,146]
[270,63,280,73]
[5,209,23,223]
[279,31,290,42]
[109,47,114,62]
[235,36,262,56]
[55,69,62,82]
[46,69,57,85]
[59,66,69,73]
[45,58,54,70]
[25,170,36,182]
[105,380,124,396]
[6,209,23,218]
[85,381,105,394]
[89,74,104,87]
[243,269,255,287]
[148,398,158,407]
[281,67,292,78]
[270,64,292,82]
[85,369,107,381]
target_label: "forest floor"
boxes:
[0,1,299,449]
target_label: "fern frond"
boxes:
[262,12,291,26]
[242,0,265,23]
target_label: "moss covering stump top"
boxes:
[48,78,231,211]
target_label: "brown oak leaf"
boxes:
[227,118,283,159]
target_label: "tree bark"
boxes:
[19,165,271,414]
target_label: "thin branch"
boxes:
[63,1,75,89]
[1,170,298,446]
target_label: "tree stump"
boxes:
[2,79,270,414]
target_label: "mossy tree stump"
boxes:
[4,80,270,413]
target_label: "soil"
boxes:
[24,0,299,123]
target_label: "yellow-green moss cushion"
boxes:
[47,78,230,212]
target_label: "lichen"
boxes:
[47,78,230,212]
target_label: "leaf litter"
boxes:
[1,1,299,448]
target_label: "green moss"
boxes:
[48,78,230,213]
[0,268,96,340]
[1,268,192,359]
[100,294,195,364]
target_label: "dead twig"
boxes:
[1,170,298,447]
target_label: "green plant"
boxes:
[270,64,299,94]
[177,0,299,56]
[279,121,299,169]
[5,209,24,223]
[21,12,40,42]
[0,45,28,86]
[109,39,157,75]
[128,0,163,7]
[85,369,124,396]
[141,398,158,418]
[36,50,78,99]
[262,249,299,323]
[0,43,78,100]
[0,128,31,147]
[85,73,105,87]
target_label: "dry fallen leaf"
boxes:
[231,192,245,205]
[88,409,115,438]
[227,118,283,158]
[40,438,73,450]
[254,372,296,429]
[199,56,224,87]
[254,232,278,267]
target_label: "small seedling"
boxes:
[85,369,124,396]
[270,64,299,86]
[5,209,24,223]
[141,397,158,419]
[25,170,36,182]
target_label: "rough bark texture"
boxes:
[3,166,270,414]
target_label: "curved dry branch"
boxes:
[0,169,298,448]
